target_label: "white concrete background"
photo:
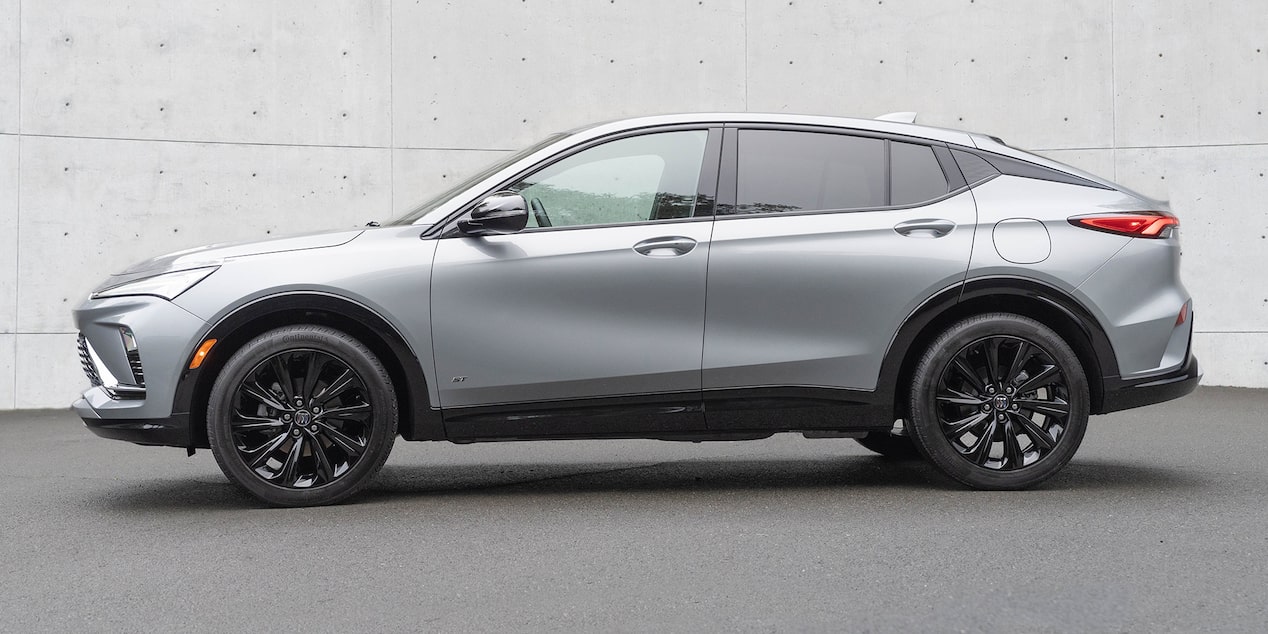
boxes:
[0,0,1264,409]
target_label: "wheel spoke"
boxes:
[950,357,987,394]
[1012,413,1055,450]
[244,432,289,468]
[946,411,991,437]
[233,410,281,425]
[1004,341,1032,386]
[303,352,332,402]
[966,419,997,465]
[270,356,297,405]
[1015,396,1070,419]
[310,434,336,483]
[317,421,366,456]
[321,402,371,420]
[233,414,286,432]
[937,387,985,407]
[313,369,355,405]
[984,338,1003,385]
[242,381,291,412]
[1001,420,1025,468]
[1015,364,1061,394]
[277,436,304,484]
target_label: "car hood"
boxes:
[118,229,365,275]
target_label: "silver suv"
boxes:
[72,113,1199,506]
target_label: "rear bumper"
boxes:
[1099,352,1201,414]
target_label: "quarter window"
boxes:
[509,130,708,229]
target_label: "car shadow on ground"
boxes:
[93,455,1207,513]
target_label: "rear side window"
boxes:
[732,130,955,215]
[891,141,949,205]
[735,130,886,214]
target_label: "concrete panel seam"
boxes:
[2,131,513,153]
[1110,0,1117,178]
[16,0,20,133]
[1033,142,1268,152]
[14,0,19,402]
[389,0,395,217]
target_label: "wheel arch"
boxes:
[879,277,1119,420]
[173,292,443,448]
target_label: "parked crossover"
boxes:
[72,113,1199,506]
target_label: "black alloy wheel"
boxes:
[208,326,397,506]
[230,349,372,488]
[907,313,1089,490]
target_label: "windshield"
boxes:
[389,133,568,225]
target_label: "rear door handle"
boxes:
[893,218,956,238]
[633,236,698,257]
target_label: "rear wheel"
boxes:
[207,325,398,507]
[906,313,1089,490]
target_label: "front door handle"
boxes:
[633,236,698,257]
[893,218,956,238]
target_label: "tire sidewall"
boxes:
[207,326,398,507]
[908,314,1090,490]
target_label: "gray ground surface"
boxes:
[0,386,1265,632]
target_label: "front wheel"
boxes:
[906,313,1089,490]
[207,325,398,507]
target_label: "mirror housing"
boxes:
[458,192,530,236]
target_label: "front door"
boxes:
[430,129,719,436]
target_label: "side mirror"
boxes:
[458,192,529,236]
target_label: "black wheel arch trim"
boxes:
[878,276,1122,418]
[171,291,442,448]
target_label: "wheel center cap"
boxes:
[295,410,312,426]
[993,394,1010,410]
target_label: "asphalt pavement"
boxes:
[1,386,1265,632]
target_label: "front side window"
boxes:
[509,130,708,229]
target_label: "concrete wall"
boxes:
[1,0,1264,409]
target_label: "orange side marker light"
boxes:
[189,339,218,369]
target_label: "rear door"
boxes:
[702,126,977,423]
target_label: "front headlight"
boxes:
[91,266,218,300]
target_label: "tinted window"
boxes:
[950,149,1000,185]
[891,142,949,205]
[735,130,886,214]
[510,130,707,228]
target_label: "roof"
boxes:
[567,112,978,146]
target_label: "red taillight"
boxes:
[1176,302,1189,326]
[1069,212,1178,238]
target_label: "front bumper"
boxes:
[1100,352,1201,414]
[74,392,192,446]
[71,295,208,447]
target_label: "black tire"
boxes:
[906,313,1089,490]
[855,428,922,460]
[207,325,398,507]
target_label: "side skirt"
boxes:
[438,387,891,443]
